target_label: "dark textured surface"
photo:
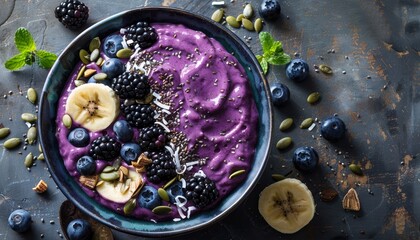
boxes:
[0,0,419,239]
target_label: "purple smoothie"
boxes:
[55,23,258,222]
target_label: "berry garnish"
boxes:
[101,58,125,79]
[8,209,31,233]
[146,150,177,183]
[185,175,219,208]
[286,59,309,82]
[89,135,121,161]
[120,143,142,164]
[292,147,319,172]
[259,0,281,20]
[137,185,161,210]
[112,72,150,100]
[102,34,124,58]
[113,120,134,143]
[66,218,92,240]
[138,125,167,151]
[68,127,90,147]
[76,156,96,176]
[121,103,155,129]
[54,0,89,29]
[320,116,346,141]
[270,82,290,106]
[123,21,158,49]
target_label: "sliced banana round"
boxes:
[65,83,120,132]
[258,178,315,234]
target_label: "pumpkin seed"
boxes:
[243,3,254,18]
[79,49,90,64]
[83,69,96,78]
[93,73,107,81]
[152,205,172,215]
[242,18,254,31]
[254,18,263,33]
[74,80,86,87]
[4,138,21,149]
[307,92,321,104]
[38,143,43,153]
[163,176,177,189]
[279,118,293,131]
[300,118,313,129]
[276,137,292,150]
[21,113,37,123]
[102,166,116,173]
[37,153,45,161]
[89,48,100,62]
[62,114,72,129]
[229,169,246,179]
[349,164,363,176]
[211,8,224,23]
[24,152,34,167]
[0,128,11,139]
[158,188,170,201]
[27,88,37,104]
[123,198,136,215]
[226,16,240,28]
[100,171,120,181]
[76,65,86,80]
[236,13,245,22]
[27,126,37,145]
[116,48,133,59]
[319,64,333,74]
[272,174,286,181]
[89,37,101,52]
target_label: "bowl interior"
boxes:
[39,7,272,237]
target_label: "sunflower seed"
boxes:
[76,65,86,80]
[254,18,263,33]
[319,64,333,74]
[279,118,293,131]
[27,126,37,145]
[96,57,104,66]
[117,48,133,59]
[349,164,363,176]
[243,4,254,18]
[0,128,11,139]
[74,80,86,87]
[211,9,224,23]
[38,143,43,153]
[276,137,292,150]
[62,114,72,129]
[79,49,90,64]
[123,198,136,215]
[226,16,240,28]
[83,69,96,78]
[21,113,37,123]
[89,37,101,52]
[24,152,34,167]
[93,73,108,81]
[307,92,321,104]
[158,188,170,201]
[152,206,172,215]
[4,138,21,149]
[242,18,254,31]
[271,174,286,181]
[27,88,37,104]
[300,118,314,129]
[89,48,100,62]
[229,169,246,179]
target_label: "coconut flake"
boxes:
[150,219,157,223]
[181,178,186,189]
[175,195,188,211]
[308,123,316,131]
[162,117,168,125]
[153,99,171,110]
[176,165,187,175]
[161,109,171,115]
[177,206,186,219]
[154,121,170,133]
[186,161,200,167]
[187,206,197,219]
[173,218,182,222]
[194,170,207,178]
[152,92,162,100]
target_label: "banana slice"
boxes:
[258,178,315,234]
[65,83,120,132]
[96,169,143,203]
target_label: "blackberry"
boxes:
[146,150,177,183]
[89,135,121,161]
[124,22,158,49]
[138,125,167,151]
[185,175,219,208]
[54,0,89,29]
[121,103,155,128]
[112,72,150,100]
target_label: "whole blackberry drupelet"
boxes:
[121,103,155,128]
[89,135,121,161]
[112,72,150,100]
[54,0,89,29]
[138,125,167,151]
[124,22,158,49]
[146,150,177,183]
[185,175,219,208]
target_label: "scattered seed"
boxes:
[93,73,108,81]
[89,48,100,62]
[163,177,177,189]
[300,118,314,129]
[349,164,363,176]
[116,48,133,59]
[279,118,293,131]
[229,169,246,179]
[307,92,321,104]
[21,113,37,123]
[76,65,86,80]
[226,16,240,28]
[62,114,72,129]
[243,3,254,18]
[27,88,37,104]
[276,137,292,150]
[102,166,116,173]
[152,205,172,215]
[0,128,11,139]
[158,188,170,201]
[38,153,45,161]
[27,126,37,145]
[342,70,346,74]
[211,1,225,6]
[236,13,244,22]
[79,49,90,64]
[271,174,286,181]
[242,18,254,31]
[123,198,136,215]
[83,69,96,78]
[100,171,120,181]
[211,8,224,23]
[254,18,263,33]
[319,64,333,74]
[89,37,101,52]
[74,80,86,87]
[96,57,104,66]
[4,137,21,149]
[24,152,34,168]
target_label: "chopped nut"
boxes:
[119,165,129,176]
[342,188,361,211]
[320,188,338,202]
[33,180,48,193]
[79,175,99,189]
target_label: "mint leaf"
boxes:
[260,58,268,74]
[266,53,291,65]
[15,27,36,53]
[35,50,57,69]
[4,52,27,70]
[259,32,274,53]
[269,41,283,55]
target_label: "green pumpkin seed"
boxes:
[163,177,177,189]
[100,171,120,181]
[211,8,224,23]
[89,48,100,62]
[242,18,254,31]
[27,88,37,104]
[229,169,246,179]
[79,49,90,64]
[158,188,170,201]
[349,164,363,176]
[74,80,86,87]
[307,92,321,104]
[276,137,292,150]
[254,18,263,33]
[21,113,37,123]
[102,166,116,173]
[62,114,72,129]
[0,128,11,139]
[89,37,101,52]
[24,152,34,167]
[272,174,286,181]
[226,16,240,28]
[123,198,136,215]
[152,206,172,215]
[319,64,333,74]
[27,126,37,145]
[37,153,45,161]
[93,73,108,81]
[4,138,21,149]
[279,118,293,131]
[243,4,254,18]
[76,65,86,80]
[300,118,314,129]
[116,48,133,59]
[236,14,244,22]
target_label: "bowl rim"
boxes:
[39,6,272,237]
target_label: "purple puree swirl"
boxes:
[55,23,258,222]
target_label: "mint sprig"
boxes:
[256,32,291,74]
[4,27,57,71]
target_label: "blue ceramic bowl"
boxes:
[39,7,272,237]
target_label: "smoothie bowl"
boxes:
[39,7,272,237]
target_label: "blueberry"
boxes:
[137,185,161,210]
[87,76,112,87]
[259,0,281,20]
[270,82,290,106]
[76,156,96,176]
[167,182,184,203]
[120,143,142,164]
[66,219,92,240]
[113,120,133,142]
[68,128,90,147]
[292,146,319,172]
[286,59,310,82]
[8,209,31,233]
[320,116,346,141]
[101,58,125,79]
[103,34,124,58]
